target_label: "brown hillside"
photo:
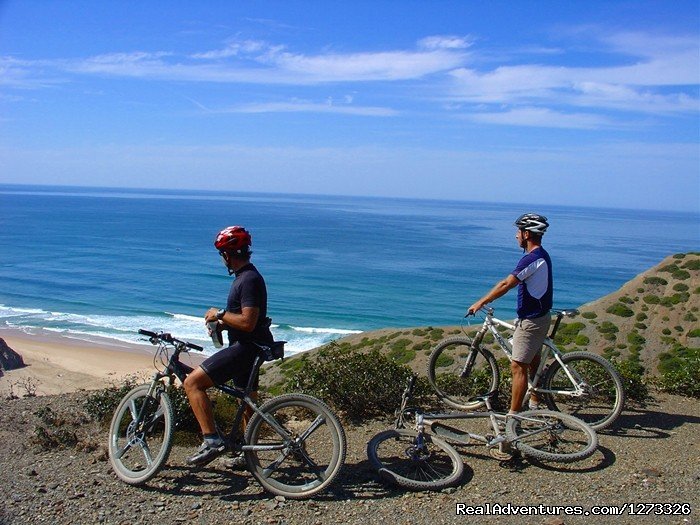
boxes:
[260,252,699,389]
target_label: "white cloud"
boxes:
[191,39,270,59]
[464,107,616,129]
[447,31,699,117]
[268,49,467,81]
[218,99,399,116]
[418,35,473,50]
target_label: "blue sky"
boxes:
[1,1,698,212]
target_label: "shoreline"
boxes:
[0,328,204,397]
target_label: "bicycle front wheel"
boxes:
[244,393,346,499]
[367,429,464,491]
[506,410,598,463]
[542,351,625,431]
[427,337,499,410]
[108,384,174,485]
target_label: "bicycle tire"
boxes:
[108,384,174,485]
[542,351,625,431]
[367,429,464,491]
[506,409,598,463]
[427,337,499,410]
[244,393,346,499]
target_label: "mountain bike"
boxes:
[427,307,624,430]
[367,376,598,491]
[108,330,346,499]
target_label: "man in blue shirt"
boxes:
[468,213,552,416]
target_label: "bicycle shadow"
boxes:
[599,405,700,440]
[335,457,476,499]
[140,459,389,502]
[450,442,616,474]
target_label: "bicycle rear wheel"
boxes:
[244,393,346,499]
[108,384,174,485]
[542,351,625,431]
[367,429,464,491]
[506,410,597,463]
[427,337,499,410]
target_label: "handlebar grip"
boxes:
[187,342,204,352]
[138,329,158,338]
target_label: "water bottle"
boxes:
[207,321,223,348]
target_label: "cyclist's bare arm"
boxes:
[468,274,519,314]
[204,306,260,332]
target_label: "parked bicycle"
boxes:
[108,329,346,499]
[367,376,598,491]
[427,307,625,430]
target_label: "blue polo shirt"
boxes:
[511,247,553,319]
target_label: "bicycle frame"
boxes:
[398,381,566,450]
[147,340,298,454]
[469,308,588,400]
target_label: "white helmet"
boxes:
[514,213,549,235]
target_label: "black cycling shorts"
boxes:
[199,342,259,389]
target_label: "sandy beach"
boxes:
[0,329,204,397]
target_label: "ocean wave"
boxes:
[0,304,358,356]
[287,325,362,335]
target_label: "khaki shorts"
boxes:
[511,313,552,364]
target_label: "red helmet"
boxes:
[214,226,252,255]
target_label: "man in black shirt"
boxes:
[183,225,273,466]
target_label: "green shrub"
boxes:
[619,296,634,304]
[597,321,619,334]
[634,322,647,330]
[554,322,586,346]
[388,338,416,364]
[627,332,646,346]
[643,276,668,286]
[656,358,700,398]
[683,312,698,322]
[660,293,689,306]
[84,377,140,423]
[662,328,672,335]
[606,303,634,317]
[284,344,431,421]
[84,379,198,433]
[429,328,445,341]
[681,259,700,270]
[643,295,660,305]
[574,334,590,346]
[672,269,691,280]
[688,329,700,338]
[613,359,651,403]
[581,311,597,319]
[673,283,689,292]
[636,312,648,321]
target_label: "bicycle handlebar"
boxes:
[138,329,204,352]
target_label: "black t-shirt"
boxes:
[225,263,273,344]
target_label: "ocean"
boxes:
[1,184,698,356]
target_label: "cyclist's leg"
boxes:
[528,353,542,406]
[510,360,530,413]
[185,342,257,465]
[183,367,217,434]
[511,314,550,412]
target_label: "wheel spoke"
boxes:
[297,415,325,441]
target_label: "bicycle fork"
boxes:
[460,328,487,378]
